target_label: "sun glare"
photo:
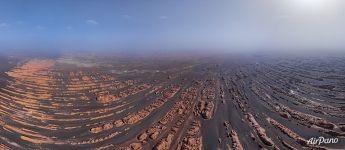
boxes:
[290,0,339,13]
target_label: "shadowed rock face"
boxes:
[0,54,344,149]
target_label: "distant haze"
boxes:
[0,0,345,53]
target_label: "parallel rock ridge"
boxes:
[0,56,344,149]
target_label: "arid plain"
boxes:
[0,54,344,150]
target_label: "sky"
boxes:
[0,0,345,53]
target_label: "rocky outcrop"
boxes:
[154,133,174,150]
[180,121,202,150]
[90,127,103,134]
[137,132,147,141]
[129,143,142,150]
[267,117,307,146]
[230,130,244,150]
[197,101,215,119]
[114,120,125,127]
[247,114,274,146]
[96,84,151,103]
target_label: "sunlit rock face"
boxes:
[0,54,344,149]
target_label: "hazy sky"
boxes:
[0,0,345,52]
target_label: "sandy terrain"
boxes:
[0,54,344,149]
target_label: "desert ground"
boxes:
[0,54,344,150]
